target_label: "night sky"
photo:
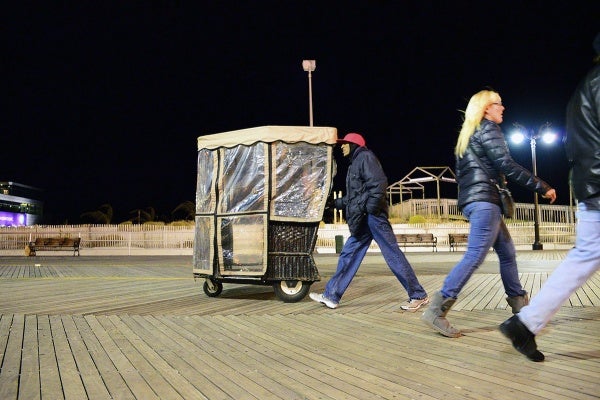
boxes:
[5,2,600,224]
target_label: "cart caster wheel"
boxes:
[273,280,311,303]
[203,279,223,297]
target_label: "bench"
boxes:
[448,233,469,252]
[395,233,437,252]
[27,237,81,256]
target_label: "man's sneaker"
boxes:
[309,292,338,309]
[400,297,430,312]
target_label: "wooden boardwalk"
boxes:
[0,252,599,399]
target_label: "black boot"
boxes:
[499,315,544,362]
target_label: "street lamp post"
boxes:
[529,135,543,250]
[510,122,557,251]
[302,60,316,127]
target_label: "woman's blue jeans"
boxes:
[442,201,526,299]
[324,213,427,303]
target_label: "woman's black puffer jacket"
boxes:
[456,119,552,210]
[336,146,389,235]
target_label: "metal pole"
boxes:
[436,179,441,220]
[308,69,313,127]
[302,60,316,127]
[531,136,543,250]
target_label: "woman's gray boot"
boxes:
[506,293,529,314]
[421,291,462,338]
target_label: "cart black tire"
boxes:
[203,279,223,297]
[273,280,311,303]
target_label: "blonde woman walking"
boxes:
[422,89,557,337]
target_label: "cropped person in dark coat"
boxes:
[422,90,557,337]
[500,33,600,362]
[310,133,428,311]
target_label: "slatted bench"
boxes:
[448,233,469,251]
[27,237,81,256]
[395,233,437,252]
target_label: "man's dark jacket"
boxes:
[336,146,388,235]
[565,63,600,208]
[456,119,552,211]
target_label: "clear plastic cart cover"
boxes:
[193,126,337,274]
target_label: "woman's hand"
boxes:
[543,188,557,204]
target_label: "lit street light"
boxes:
[510,122,558,250]
[302,60,316,127]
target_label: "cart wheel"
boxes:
[273,280,311,303]
[203,279,223,297]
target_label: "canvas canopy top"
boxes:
[197,126,338,150]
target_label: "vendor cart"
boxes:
[193,125,337,302]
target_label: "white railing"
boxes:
[0,224,194,252]
[389,198,577,224]
[0,219,575,254]
[316,221,575,251]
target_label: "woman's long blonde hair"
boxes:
[455,90,501,157]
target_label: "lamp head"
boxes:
[302,60,316,72]
[539,123,557,144]
[510,123,527,144]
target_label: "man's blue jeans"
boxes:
[519,203,600,334]
[442,201,526,299]
[324,213,427,303]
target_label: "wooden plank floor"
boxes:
[0,252,599,399]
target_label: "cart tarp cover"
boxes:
[193,126,337,275]
[197,125,337,149]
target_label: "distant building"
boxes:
[0,182,43,226]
